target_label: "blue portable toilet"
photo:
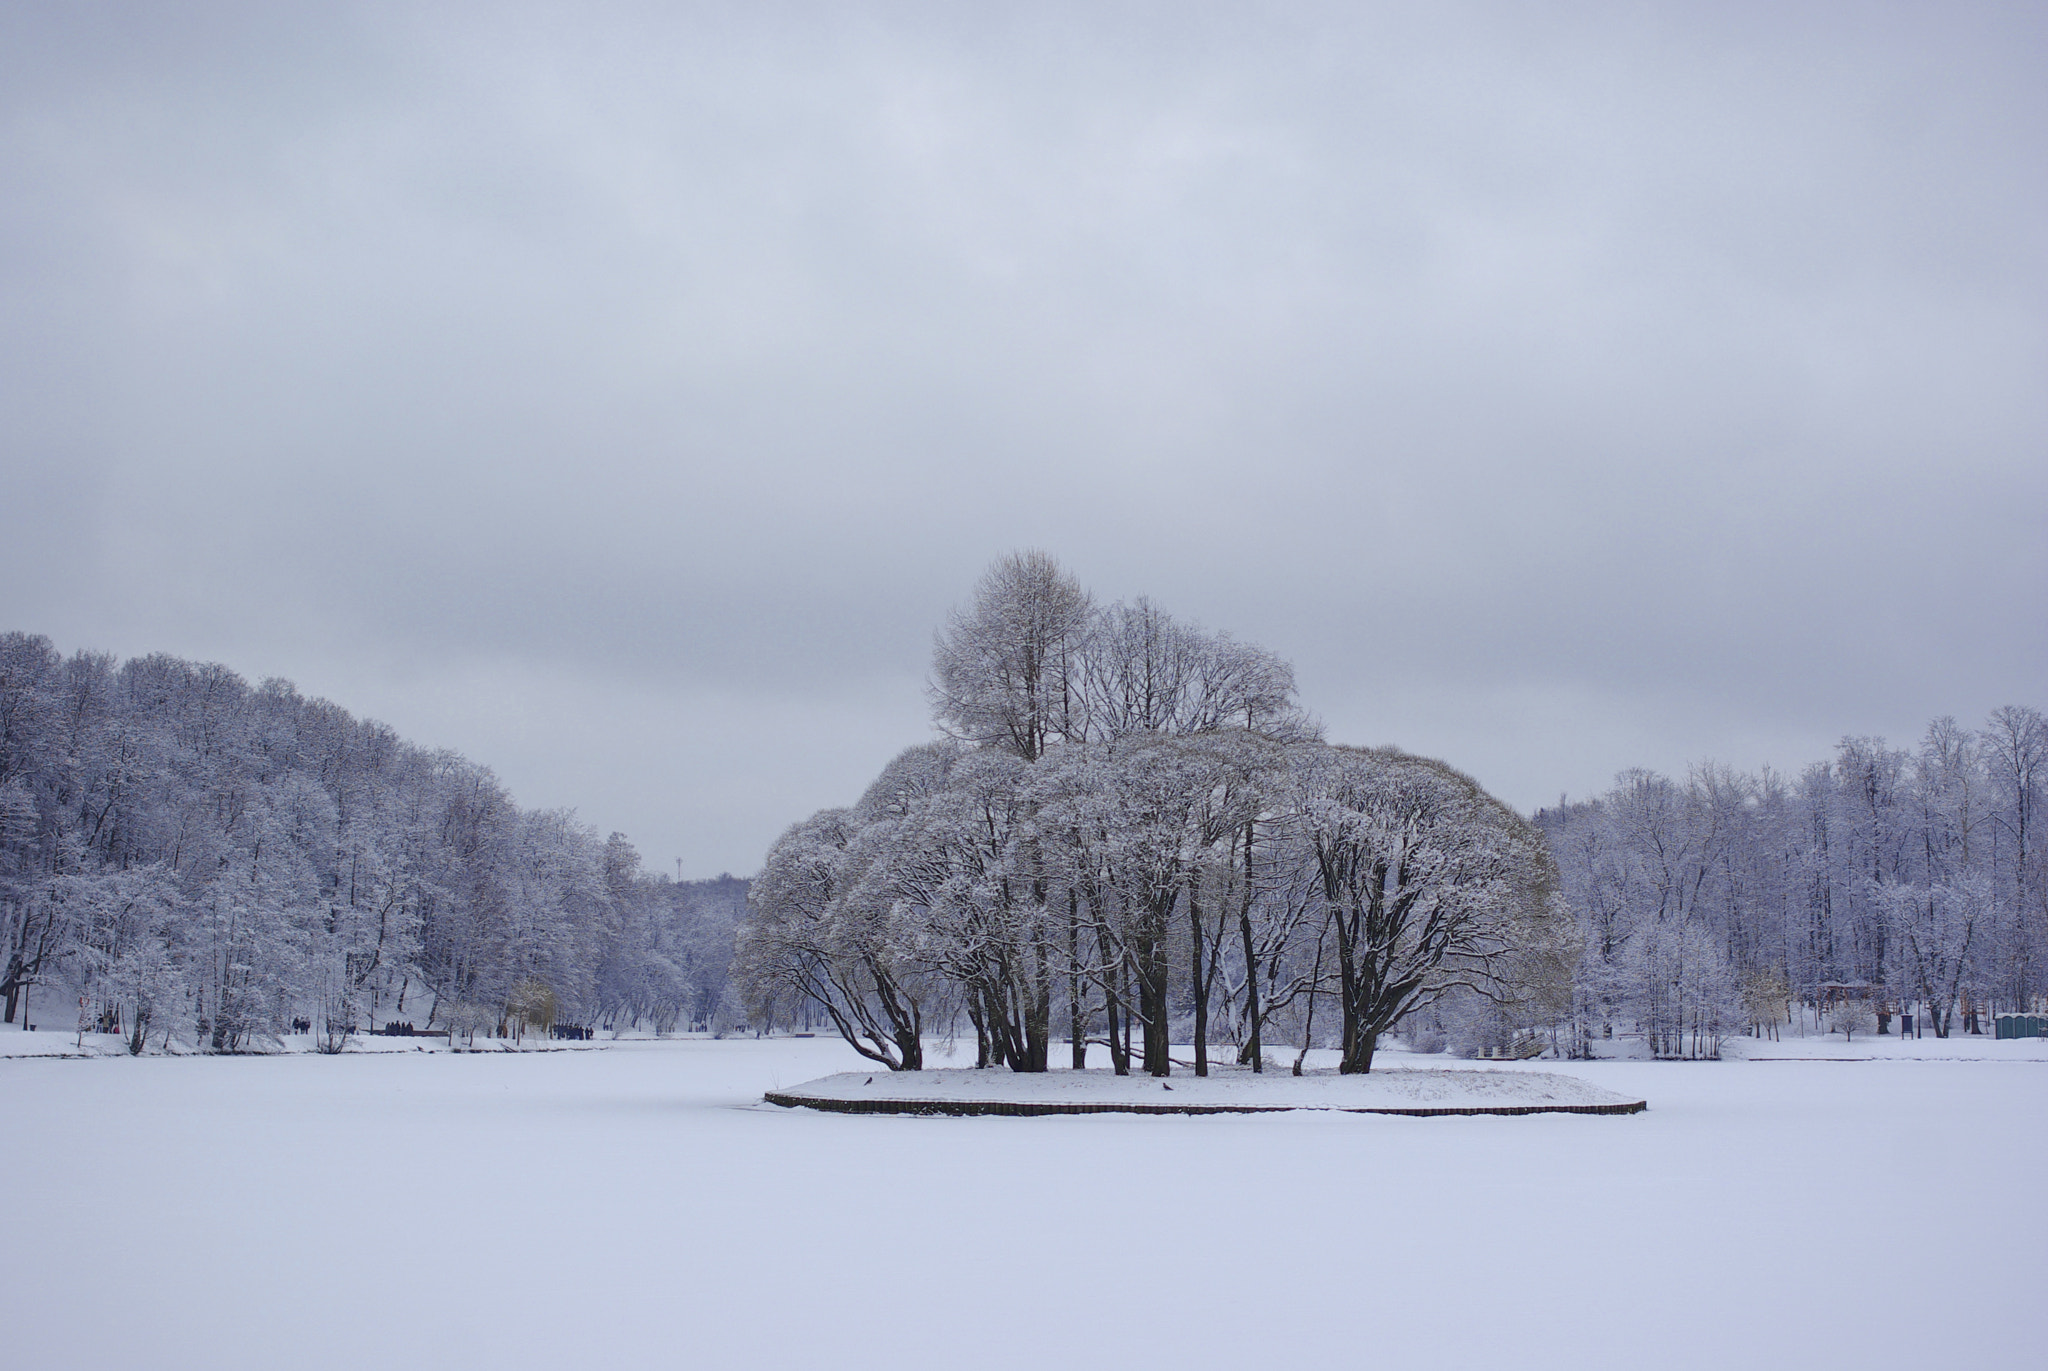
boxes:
[1994,1013,2047,1039]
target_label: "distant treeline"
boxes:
[8,623,2038,1064]
[1535,710,2046,1055]
[0,633,745,1051]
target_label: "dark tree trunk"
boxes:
[1236,821,1262,1071]
[968,998,992,1068]
[1120,963,1136,1072]
[1104,978,1129,1075]
[1068,891,1086,1069]
[1294,915,1329,1076]
[1136,928,1172,1077]
[1188,874,1208,1076]
[1021,948,1052,1072]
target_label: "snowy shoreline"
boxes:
[8,1022,2040,1066]
[766,1065,1647,1116]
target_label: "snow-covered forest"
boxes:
[742,554,2047,1073]
[1538,710,2046,1056]
[0,632,745,1050]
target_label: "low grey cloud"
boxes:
[5,1,2043,874]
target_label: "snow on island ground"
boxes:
[768,1064,1645,1115]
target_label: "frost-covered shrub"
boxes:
[443,1002,494,1048]
[1828,999,1876,1041]
[1406,1026,1447,1054]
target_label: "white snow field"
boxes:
[2,1036,2041,1371]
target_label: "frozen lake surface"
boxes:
[3,1035,2041,1369]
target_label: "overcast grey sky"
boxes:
[4,2,2042,877]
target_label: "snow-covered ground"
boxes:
[2,1033,2041,1370]
[775,1063,1641,1112]
[0,1027,479,1057]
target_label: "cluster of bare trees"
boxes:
[0,633,743,1051]
[1541,708,2048,1056]
[739,553,1563,1075]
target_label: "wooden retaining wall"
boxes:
[763,1091,1647,1118]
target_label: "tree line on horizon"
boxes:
[6,572,2039,1065]
[0,632,744,1051]
[1537,706,2045,1056]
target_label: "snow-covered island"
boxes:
[766,1065,1645,1116]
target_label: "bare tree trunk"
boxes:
[1294,926,1326,1076]
[1121,963,1135,1071]
[1068,891,1086,1069]
[1024,942,1052,1071]
[1136,926,1171,1077]
[1188,872,1209,1077]
[968,998,991,1068]
[1104,977,1129,1075]
[1237,821,1262,1072]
